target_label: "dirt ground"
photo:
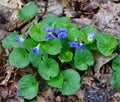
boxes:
[0,0,120,102]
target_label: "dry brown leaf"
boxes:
[112,97,120,102]
[36,95,46,102]
[0,0,23,21]
[45,0,63,16]
[72,18,95,28]
[75,89,85,101]
[94,1,120,38]
[45,88,55,100]
[0,30,9,40]
[0,63,14,85]
[93,51,118,73]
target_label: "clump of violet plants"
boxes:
[2,1,119,99]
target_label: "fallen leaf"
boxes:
[72,18,94,28]
[94,1,120,38]
[45,0,63,16]
[93,51,118,73]
[0,63,14,85]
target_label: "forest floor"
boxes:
[0,0,120,102]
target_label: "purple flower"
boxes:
[43,26,54,32]
[69,41,85,50]
[16,37,24,45]
[15,89,19,96]
[69,41,79,48]
[45,33,55,40]
[87,32,95,41]
[55,28,68,39]
[76,42,86,50]
[32,47,39,54]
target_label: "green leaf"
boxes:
[42,14,58,24]
[18,1,38,20]
[47,72,64,89]
[42,38,62,55]
[110,71,120,90]
[18,74,39,99]
[2,32,20,49]
[29,22,48,42]
[60,69,80,95]
[85,41,98,50]
[59,51,73,62]
[55,16,70,28]
[95,33,117,56]
[38,58,59,80]
[112,55,120,71]
[23,38,37,52]
[9,48,30,68]
[67,27,80,41]
[74,49,94,70]
[79,26,97,43]
[29,49,48,68]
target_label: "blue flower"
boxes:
[15,89,19,96]
[87,32,95,41]
[16,37,24,45]
[32,46,39,54]
[76,42,86,50]
[43,26,54,32]
[55,28,68,39]
[45,33,55,40]
[69,41,79,48]
[69,41,85,50]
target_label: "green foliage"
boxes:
[18,1,38,20]
[58,51,73,62]
[2,32,20,48]
[38,58,59,80]
[2,6,118,99]
[42,38,62,55]
[9,48,30,68]
[112,55,120,71]
[29,22,48,42]
[79,26,97,43]
[60,69,80,95]
[47,72,64,89]
[18,74,39,99]
[110,55,120,89]
[29,49,48,67]
[74,49,94,70]
[23,38,37,51]
[95,33,117,56]
[110,71,120,90]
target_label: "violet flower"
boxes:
[87,32,95,41]
[55,28,68,39]
[16,37,24,45]
[69,41,85,50]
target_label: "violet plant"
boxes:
[2,1,118,99]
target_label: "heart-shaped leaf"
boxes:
[47,72,64,89]
[29,49,48,67]
[60,69,80,95]
[95,33,117,56]
[74,49,94,70]
[18,1,38,20]
[110,71,120,90]
[9,48,30,68]
[18,74,39,99]
[38,58,59,80]
[2,32,20,49]
[42,38,62,55]
[112,55,120,71]
[59,51,73,62]
[29,22,48,42]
